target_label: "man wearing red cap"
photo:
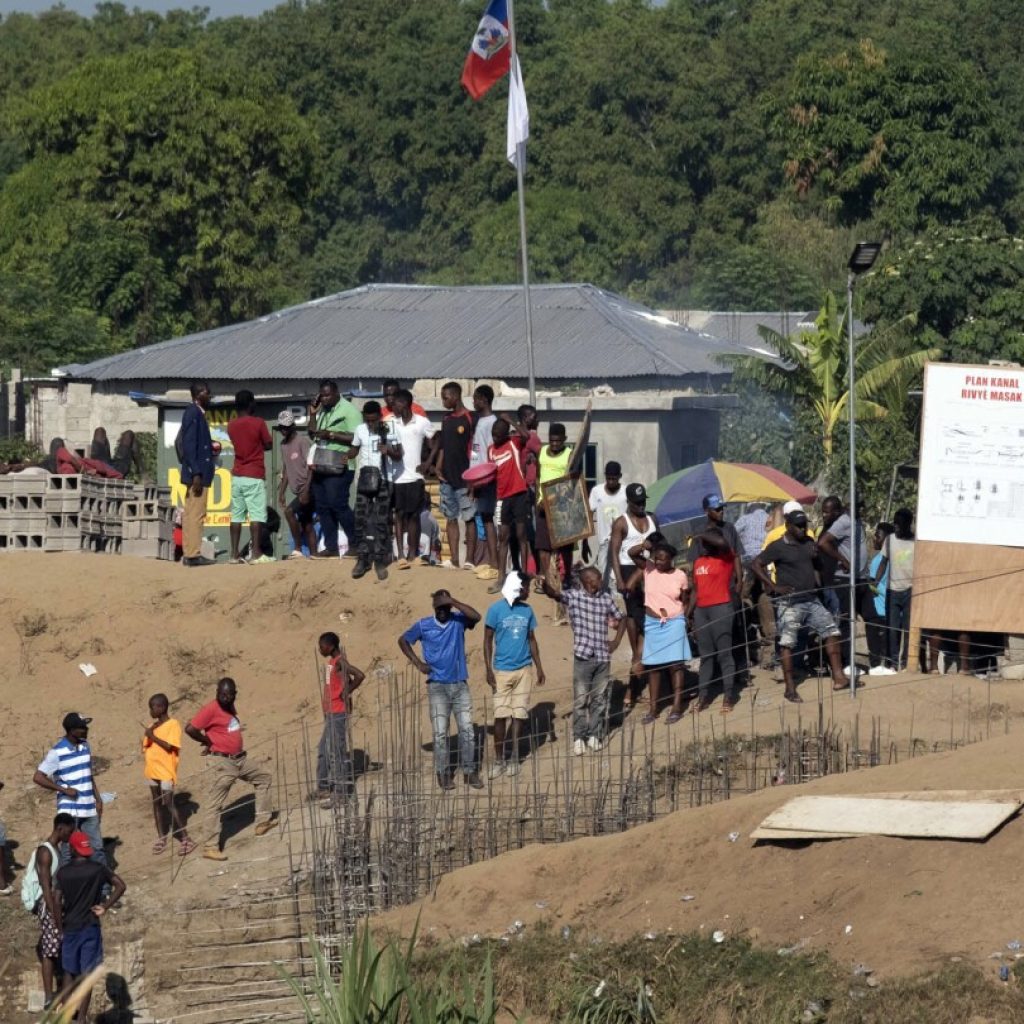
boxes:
[54,829,126,1022]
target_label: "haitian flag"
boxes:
[461,0,511,100]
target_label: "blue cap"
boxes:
[702,493,725,510]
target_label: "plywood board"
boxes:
[751,828,859,840]
[911,540,1024,633]
[755,794,1022,840]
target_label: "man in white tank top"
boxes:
[609,483,658,706]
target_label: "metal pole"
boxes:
[847,271,858,700]
[507,0,536,405]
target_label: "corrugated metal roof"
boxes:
[661,309,868,350]
[59,284,762,383]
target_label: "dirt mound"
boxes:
[383,730,1024,976]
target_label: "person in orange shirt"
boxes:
[142,694,195,856]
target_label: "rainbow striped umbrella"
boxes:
[646,459,817,526]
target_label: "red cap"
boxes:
[69,831,94,857]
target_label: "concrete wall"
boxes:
[26,381,157,450]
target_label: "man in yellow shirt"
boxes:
[142,694,195,856]
[534,424,573,586]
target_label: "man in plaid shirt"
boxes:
[541,568,626,754]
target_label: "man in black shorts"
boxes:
[276,410,317,559]
[390,389,436,569]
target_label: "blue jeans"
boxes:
[887,588,912,668]
[317,713,352,791]
[59,813,106,868]
[311,469,355,554]
[427,682,475,776]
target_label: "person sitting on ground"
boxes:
[21,813,75,1010]
[628,541,691,725]
[484,571,545,779]
[348,400,401,580]
[541,567,625,754]
[227,389,273,564]
[275,410,317,560]
[142,693,195,857]
[43,437,124,478]
[399,590,485,791]
[185,678,277,861]
[751,507,848,702]
[314,633,365,805]
[487,415,533,593]
[53,831,126,1024]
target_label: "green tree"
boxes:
[725,291,937,484]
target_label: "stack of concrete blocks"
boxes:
[0,474,48,551]
[79,477,127,554]
[999,635,1024,680]
[43,474,82,551]
[121,484,174,559]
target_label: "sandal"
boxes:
[640,713,657,725]
[666,711,683,725]
[784,691,804,703]
[720,700,737,715]
[396,559,411,570]
[690,699,712,715]
[178,838,197,856]
[152,836,168,855]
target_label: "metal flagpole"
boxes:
[507,0,536,404]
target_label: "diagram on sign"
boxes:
[942,423,1024,465]
[938,477,1024,519]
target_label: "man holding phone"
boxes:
[307,380,361,558]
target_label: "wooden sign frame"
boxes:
[540,474,594,548]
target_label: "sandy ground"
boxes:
[0,551,1021,1006]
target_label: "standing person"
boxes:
[875,507,915,670]
[314,632,365,804]
[818,497,869,669]
[185,678,277,861]
[533,423,573,587]
[817,496,844,614]
[629,542,691,725]
[468,384,499,579]
[588,461,627,586]
[484,571,546,778]
[54,831,126,1024]
[33,714,105,866]
[179,380,216,567]
[865,523,896,675]
[390,389,436,569]
[276,410,317,560]
[399,591,485,790]
[21,813,74,1010]
[348,400,401,580]
[487,416,532,592]
[697,494,747,675]
[381,379,426,419]
[752,507,848,702]
[540,567,625,753]
[687,529,739,713]
[227,389,273,564]
[609,484,658,709]
[142,693,195,856]
[308,380,361,558]
[735,501,772,667]
[432,382,477,568]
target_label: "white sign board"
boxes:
[917,362,1024,547]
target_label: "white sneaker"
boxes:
[505,760,521,777]
[868,665,896,676]
[487,761,505,780]
[587,735,603,751]
[573,738,586,757]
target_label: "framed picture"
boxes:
[540,474,594,548]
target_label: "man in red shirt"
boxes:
[226,390,273,564]
[185,678,276,861]
[686,528,738,714]
[487,415,532,594]
[314,631,365,806]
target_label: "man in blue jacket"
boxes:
[180,381,216,567]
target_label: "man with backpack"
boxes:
[21,813,75,1009]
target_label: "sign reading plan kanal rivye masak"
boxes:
[916,363,1024,548]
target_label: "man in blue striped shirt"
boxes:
[33,713,105,866]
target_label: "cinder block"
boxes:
[13,493,45,512]
[122,538,162,558]
[12,533,45,550]
[46,474,81,495]
[10,476,46,495]
[0,478,14,495]
[0,494,8,512]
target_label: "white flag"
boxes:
[506,55,529,171]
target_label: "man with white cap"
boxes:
[484,571,545,778]
[276,409,317,559]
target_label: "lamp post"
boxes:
[846,241,881,699]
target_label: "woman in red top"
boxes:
[686,528,738,714]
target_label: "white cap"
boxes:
[782,500,803,516]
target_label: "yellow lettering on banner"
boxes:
[166,467,233,525]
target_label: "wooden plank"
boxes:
[751,827,859,840]
[756,795,1022,840]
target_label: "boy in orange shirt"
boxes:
[142,693,195,856]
